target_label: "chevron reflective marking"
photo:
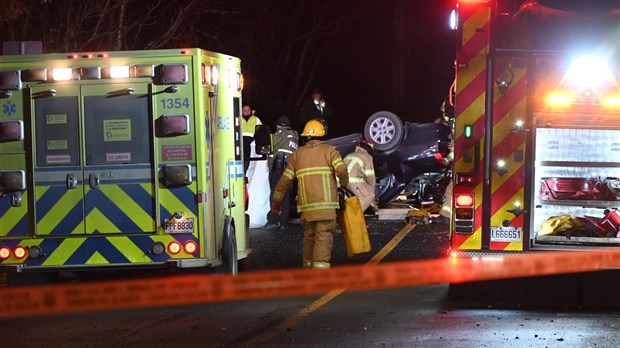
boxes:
[98,184,156,231]
[42,238,84,266]
[5,234,201,267]
[35,186,76,222]
[85,187,153,233]
[36,186,84,236]
[158,185,199,226]
[491,189,526,251]
[459,228,483,250]
[0,193,29,237]
[486,67,528,251]
[49,202,85,235]
[106,235,156,263]
[65,238,130,265]
[85,252,108,265]
[85,208,122,234]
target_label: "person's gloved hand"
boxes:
[271,201,282,215]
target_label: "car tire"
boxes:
[364,111,404,153]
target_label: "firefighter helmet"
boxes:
[301,119,327,137]
[357,140,374,154]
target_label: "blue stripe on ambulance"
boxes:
[48,201,83,235]
[6,215,29,237]
[1,196,29,237]
[35,186,70,222]
[159,185,199,220]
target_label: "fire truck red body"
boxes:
[450,0,620,254]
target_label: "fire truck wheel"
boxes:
[364,111,404,154]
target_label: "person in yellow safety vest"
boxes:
[271,119,349,269]
[242,104,263,175]
[343,140,378,213]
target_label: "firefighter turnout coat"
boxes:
[344,147,377,212]
[273,140,349,221]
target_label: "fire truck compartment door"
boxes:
[81,84,156,234]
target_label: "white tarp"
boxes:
[246,141,271,228]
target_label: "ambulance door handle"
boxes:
[89,173,100,189]
[66,174,78,189]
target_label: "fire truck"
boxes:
[450,0,620,255]
[0,47,248,282]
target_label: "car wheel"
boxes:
[364,111,404,153]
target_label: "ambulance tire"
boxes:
[364,111,404,154]
[223,231,239,275]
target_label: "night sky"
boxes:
[247,1,456,137]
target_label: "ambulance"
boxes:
[449,0,620,255]
[0,47,249,282]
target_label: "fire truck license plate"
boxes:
[164,218,194,233]
[490,226,522,242]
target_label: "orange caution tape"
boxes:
[2,249,620,318]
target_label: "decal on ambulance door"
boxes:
[35,97,80,166]
[83,94,156,234]
[33,96,85,235]
[84,95,150,165]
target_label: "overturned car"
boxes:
[327,111,453,206]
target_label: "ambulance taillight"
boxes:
[454,193,475,234]
[13,246,27,259]
[184,241,197,254]
[0,247,10,260]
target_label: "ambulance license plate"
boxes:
[164,218,194,234]
[490,226,522,242]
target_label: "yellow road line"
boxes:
[367,223,416,265]
[239,223,417,347]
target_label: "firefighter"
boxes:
[271,119,349,269]
[241,104,263,175]
[263,116,299,231]
[343,140,378,213]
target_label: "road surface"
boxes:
[2,218,620,347]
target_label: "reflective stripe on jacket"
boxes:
[268,127,299,171]
[273,140,349,221]
[242,115,262,137]
[343,147,375,186]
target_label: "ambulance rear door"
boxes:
[81,83,157,235]
[31,84,84,236]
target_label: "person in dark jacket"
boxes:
[263,116,299,231]
[298,89,333,132]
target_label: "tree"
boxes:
[192,0,380,126]
[0,0,212,52]
[1,0,379,128]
